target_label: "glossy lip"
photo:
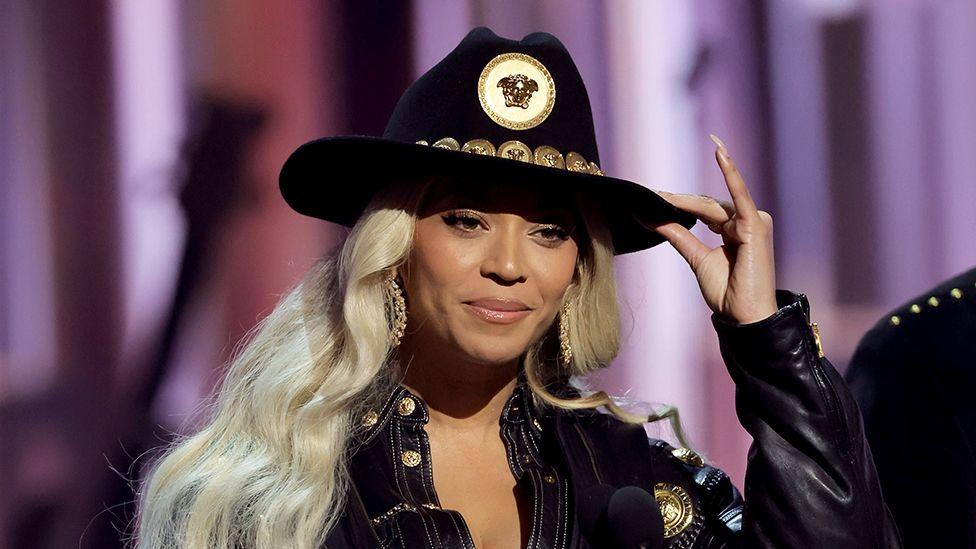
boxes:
[462,298,533,324]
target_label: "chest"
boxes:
[346,388,572,548]
[428,429,530,548]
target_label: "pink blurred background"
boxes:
[3,0,975,547]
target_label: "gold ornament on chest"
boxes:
[654,482,695,538]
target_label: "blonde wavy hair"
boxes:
[134,176,684,548]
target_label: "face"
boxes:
[400,178,581,367]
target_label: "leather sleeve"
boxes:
[710,290,902,548]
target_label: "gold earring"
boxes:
[559,301,573,367]
[385,270,407,347]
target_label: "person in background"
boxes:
[846,267,976,548]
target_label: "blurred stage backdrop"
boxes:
[2,0,975,547]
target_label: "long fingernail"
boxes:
[709,133,731,163]
[709,133,727,150]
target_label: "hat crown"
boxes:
[383,27,600,165]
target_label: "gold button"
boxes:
[565,151,589,172]
[543,474,556,484]
[671,447,705,467]
[432,137,460,150]
[910,304,921,314]
[950,288,963,299]
[401,450,421,467]
[397,397,415,416]
[462,138,496,156]
[889,315,901,326]
[497,140,532,162]
[927,296,940,307]
[587,161,605,176]
[533,145,565,169]
[361,410,379,428]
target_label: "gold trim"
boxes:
[565,152,589,173]
[497,140,533,163]
[811,322,825,358]
[654,483,694,538]
[478,52,556,130]
[533,145,565,169]
[432,137,460,150]
[417,135,605,175]
[671,447,705,467]
[462,138,496,156]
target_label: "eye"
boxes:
[441,209,486,233]
[533,224,572,243]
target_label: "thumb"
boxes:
[654,222,710,270]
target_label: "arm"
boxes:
[650,136,899,547]
[712,290,901,548]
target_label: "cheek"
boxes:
[406,223,480,315]
[530,242,578,301]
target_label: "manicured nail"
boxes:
[709,133,732,164]
[709,133,727,150]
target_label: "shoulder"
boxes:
[562,407,743,543]
[849,266,976,376]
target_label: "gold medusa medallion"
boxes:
[497,140,533,162]
[654,483,695,538]
[478,52,555,130]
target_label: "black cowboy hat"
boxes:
[279,26,695,254]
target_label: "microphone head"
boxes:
[606,486,665,549]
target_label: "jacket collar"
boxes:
[355,366,544,445]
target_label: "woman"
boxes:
[135,28,900,548]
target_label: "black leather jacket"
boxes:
[324,291,902,548]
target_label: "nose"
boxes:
[480,223,527,285]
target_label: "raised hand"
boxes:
[646,134,778,325]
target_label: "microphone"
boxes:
[579,485,664,548]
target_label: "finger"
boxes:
[710,134,759,220]
[654,222,712,269]
[658,192,735,229]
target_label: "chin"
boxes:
[461,338,531,366]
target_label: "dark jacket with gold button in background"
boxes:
[323,291,902,548]
[846,267,976,549]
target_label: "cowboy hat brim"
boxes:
[278,135,696,255]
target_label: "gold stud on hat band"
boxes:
[416,137,605,176]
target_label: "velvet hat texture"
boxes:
[279,26,695,254]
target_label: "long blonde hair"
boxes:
[134,177,680,548]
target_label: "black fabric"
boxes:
[846,267,976,549]
[323,291,901,548]
[278,26,696,255]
